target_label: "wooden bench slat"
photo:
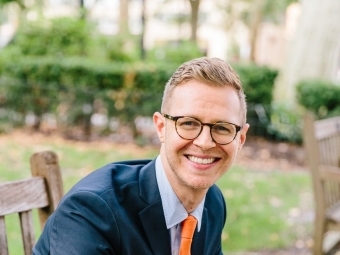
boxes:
[0,216,9,255]
[315,116,340,140]
[320,165,340,182]
[0,177,49,216]
[20,210,35,255]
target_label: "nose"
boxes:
[192,125,216,150]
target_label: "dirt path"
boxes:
[236,137,307,172]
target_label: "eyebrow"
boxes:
[166,113,243,130]
[182,115,237,125]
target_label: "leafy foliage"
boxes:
[267,103,303,143]
[147,40,205,64]
[0,56,126,132]
[296,79,340,118]
[10,17,92,57]
[0,55,176,137]
[233,63,278,105]
[96,34,141,62]
[0,0,24,8]
[0,13,282,141]
[0,49,282,140]
[7,16,143,63]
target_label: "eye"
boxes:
[213,124,234,134]
[182,121,198,126]
[177,118,201,129]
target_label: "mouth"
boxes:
[187,155,219,165]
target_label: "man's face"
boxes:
[154,80,249,192]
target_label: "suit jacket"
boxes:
[33,159,226,255]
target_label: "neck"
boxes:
[159,148,208,213]
[178,190,206,213]
[168,175,207,213]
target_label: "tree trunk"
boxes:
[141,0,146,59]
[189,0,200,42]
[273,0,340,105]
[79,0,86,19]
[248,4,263,62]
[119,0,129,34]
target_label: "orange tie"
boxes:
[179,215,198,255]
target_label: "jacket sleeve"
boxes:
[216,189,226,255]
[33,191,119,255]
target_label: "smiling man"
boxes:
[33,57,249,255]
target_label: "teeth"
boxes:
[188,156,214,164]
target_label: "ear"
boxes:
[238,123,250,151]
[153,112,166,143]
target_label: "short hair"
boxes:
[161,57,247,124]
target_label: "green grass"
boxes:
[0,132,313,254]
[218,167,313,253]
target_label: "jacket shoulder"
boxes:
[67,159,154,195]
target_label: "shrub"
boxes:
[0,56,126,132]
[296,79,340,118]
[232,64,279,139]
[147,40,205,64]
[9,17,93,57]
[96,34,140,62]
[1,49,281,141]
[233,63,278,105]
[267,103,303,144]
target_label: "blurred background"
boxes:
[0,0,340,254]
[0,0,339,143]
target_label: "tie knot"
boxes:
[181,215,197,239]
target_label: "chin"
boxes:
[185,178,215,190]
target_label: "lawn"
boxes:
[0,131,313,254]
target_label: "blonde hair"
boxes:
[161,57,247,124]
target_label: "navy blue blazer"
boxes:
[33,159,226,255]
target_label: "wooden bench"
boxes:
[303,112,340,255]
[0,151,63,255]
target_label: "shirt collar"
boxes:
[155,156,205,231]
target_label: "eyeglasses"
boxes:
[163,114,243,145]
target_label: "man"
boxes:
[33,57,249,255]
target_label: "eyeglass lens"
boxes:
[175,117,237,144]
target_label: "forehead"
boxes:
[169,80,242,123]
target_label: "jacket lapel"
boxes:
[138,160,172,255]
[192,207,208,254]
[139,201,171,255]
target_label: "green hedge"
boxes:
[296,79,340,118]
[12,17,92,57]
[0,55,278,140]
[1,57,277,113]
[0,56,176,135]
[146,40,205,64]
[0,15,279,139]
[233,63,278,105]
[232,64,278,138]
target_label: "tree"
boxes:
[140,0,145,59]
[154,0,201,44]
[79,0,86,19]
[0,0,25,39]
[0,0,24,8]
[188,0,200,42]
[273,0,340,105]
[220,0,296,62]
[119,0,129,34]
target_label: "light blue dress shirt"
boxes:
[155,156,205,255]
